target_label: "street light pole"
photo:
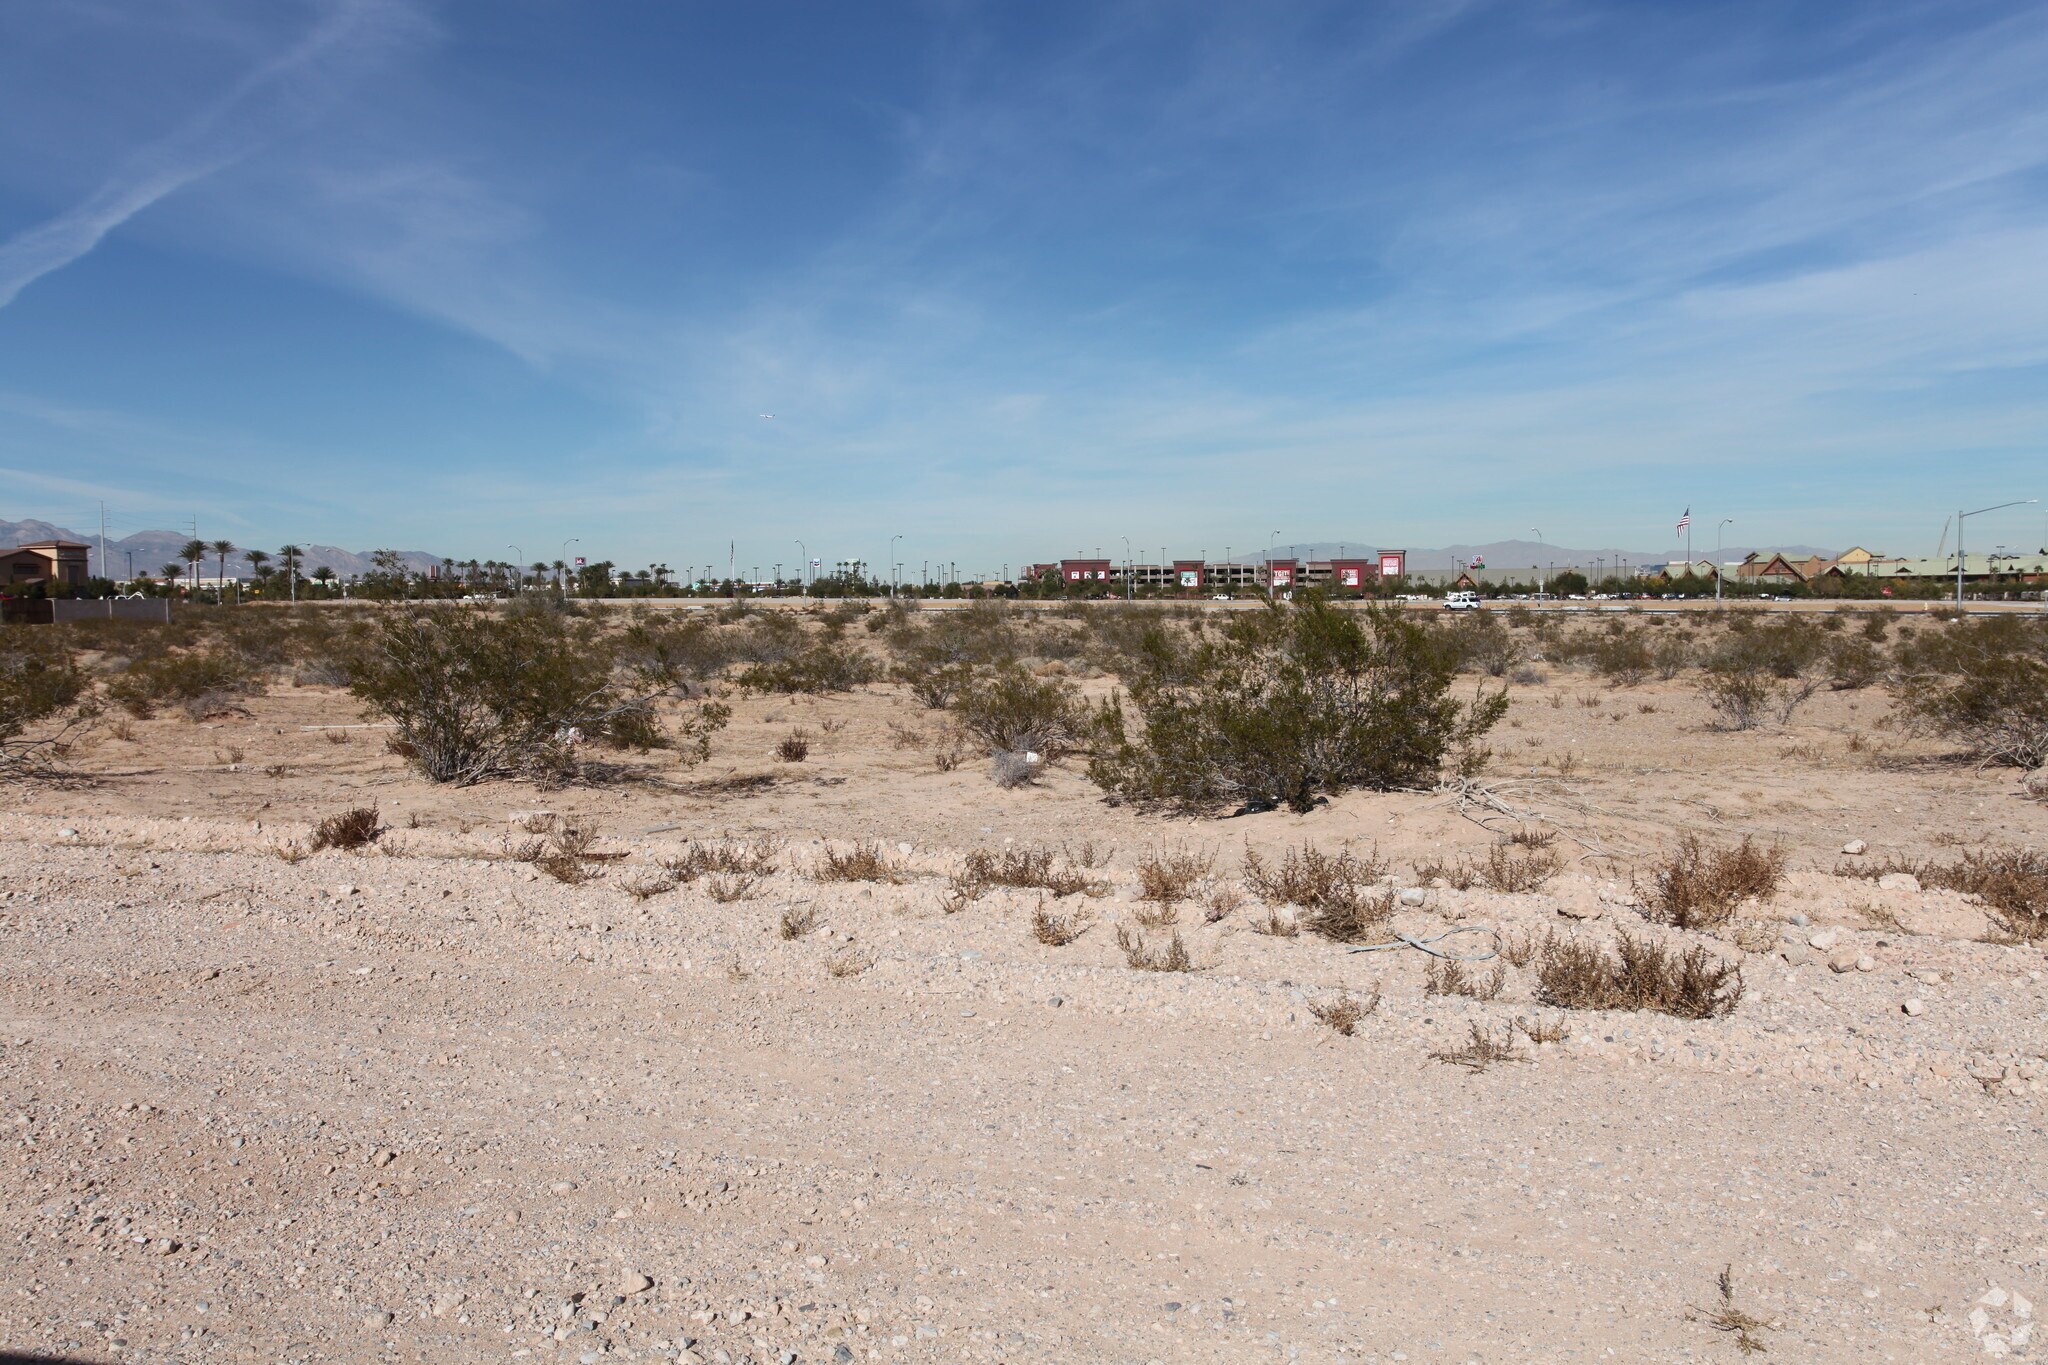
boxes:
[794,540,806,591]
[1121,536,1132,601]
[1530,529,1544,598]
[561,538,579,595]
[890,535,902,599]
[507,546,523,593]
[1716,520,1733,604]
[1957,500,2037,611]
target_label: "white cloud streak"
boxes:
[0,0,421,310]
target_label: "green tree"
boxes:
[243,548,271,590]
[180,539,208,592]
[210,539,236,596]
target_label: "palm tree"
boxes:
[531,561,547,590]
[277,545,303,600]
[160,564,183,596]
[180,539,207,593]
[210,539,236,596]
[310,566,335,594]
[243,549,270,591]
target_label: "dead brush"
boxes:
[705,872,760,903]
[1686,1265,1776,1356]
[1638,834,1788,930]
[1030,902,1093,946]
[1536,932,1744,1019]
[620,868,681,901]
[825,945,875,978]
[1114,924,1196,972]
[778,902,818,939]
[310,806,382,852]
[1242,843,1393,942]
[1905,846,2048,942]
[271,840,309,865]
[1504,827,1557,850]
[957,845,1104,898]
[1412,855,1479,891]
[1515,1012,1572,1044]
[1200,879,1244,923]
[815,840,899,883]
[528,823,604,885]
[1307,985,1381,1037]
[661,838,780,882]
[1481,843,1560,893]
[1136,847,1215,907]
[776,729,812,762]
[322,728,351,745]
[1249,908,1300,937]
[1063,838,1111,869]
[1424,957,1506,1001]
[213,745,245,766]
[1499,929,1548,968]
[1430,1023,1528,1073]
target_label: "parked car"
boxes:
[1444,590,1482,611]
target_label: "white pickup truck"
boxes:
[1443,591,1482,611]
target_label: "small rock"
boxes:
[897,842,913,856]
[1808,928,1840,951]
[1877,872,1920,893]
[1780,943,1815,967]
[1854,953,1876,973]
[620,1273,653,1296]
[1827,947,1860,974]
[1902,998,1925,1017]
[1786,912,1810,926]
[1841,840,1868,856]
[58,828,79,839]
[338,884,358,898]
[371,1148,396,1168]
[363,1311,393,1330]
[1397,888,1427,908]
[152,1238,178,1256]
[430,1291,466,1318]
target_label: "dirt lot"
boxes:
[3,606,2046,1363]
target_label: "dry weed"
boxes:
[1514,1013,1572,1044]
[1638,835,1787,930]
[1480,843,1560,893]
[816,840,900,883]
[1031,903,1092,946]
[1431,1023,1527,1072]
[310,806,382,852]
[778,903,818,940]
[272,841,309,865]
[1307,986,1381,1037]
[1424,957,1506,1001]
[776,730,811,762]
[1249,909,1300,937]
[705,872,760,903]
[825,945,875,978]
[1499,929,1547,968]
[1243,843,1393,942]
[1536,932,1743,1019]
[1114,924,1195,972]
[1200,880,1244,923]
[957,845,1104,898]
[1412,855,1479,891]
[662,838,780,882]
[1686,1266,1776,1355]
[1137,847,1215,906]
[620,869,680,901]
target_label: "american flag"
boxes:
[1675,506,1692,535]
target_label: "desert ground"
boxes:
[3,600,2046,1364]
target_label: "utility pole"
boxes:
[1716,520,1732,604]
[98,502,109,590]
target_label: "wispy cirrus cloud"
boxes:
[0,0,425,310]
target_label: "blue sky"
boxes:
[2,0,2046,575]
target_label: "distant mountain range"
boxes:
[0,518,446,582]
[1250,540,1837,571]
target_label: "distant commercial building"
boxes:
[2,540,90,592]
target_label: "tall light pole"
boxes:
[1121,536,1132,601]
[1530,529,1545,598]
[1716,519,1733,604]
[507,545,523,593]
[1957,500,2037,611]
[1269,531,1280,596]
[890,534,902,599]
[561,538,579,594]
[794,540,807,591]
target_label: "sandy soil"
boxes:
[4,667,2046,1363]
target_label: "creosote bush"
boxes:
[1894,616,2048,769]
[1090,595,1505,814]
[105,647,258,720]
[1,632,90,779]
[1536,932,1743,1019]
[310,806,383,852]
[954,665,1086,759]
[737,639,880,694]
[344,606,728,786]
[1637,835,1786,930]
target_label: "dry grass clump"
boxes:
[1200,880,1244,923]
[272,840,309,864]
[525,822,604,884]
[1424,957,1506,1001]
[1515,1012,1572,1044]
[1242,842,1394,942]
[1536,932,1744,1019]
[814,840,901,883]
[1249,908,1300,937]
[776,730,811,762]
[825,945,876,978]
[1430,1023,1527,1072]
[1479,843,1560,893]
[1927,846,2048,941]
[1637,834,1787,930]
[1307,986,1381,1037]
[662,837,780,882]
[1687,1266,1776,1355]
[619,868,680,900]
[309,805,382,852]
[705,872,761,903]
[1114,924,1196,972]
[1412,854,1479,891]
[778,902,818,939]
[1030,903,1093,946]
[1499,929,1547,968]
[956,845,1105,899]
[1136,847,1215,907]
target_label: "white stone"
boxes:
[620,1273,653,1296]
[1398,888,1427,908]
[1841,840,1868,856]
[1855,954,1876,973]
[1808,928,1840,951]
[1877,872,1921,893]
[1983,1288,2011,1309]
[1902,998,1925,1017]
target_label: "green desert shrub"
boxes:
[1894,616,2048,769]
[736,639,880,694]
[1,631,90,775]
[1089,594,1506,814]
